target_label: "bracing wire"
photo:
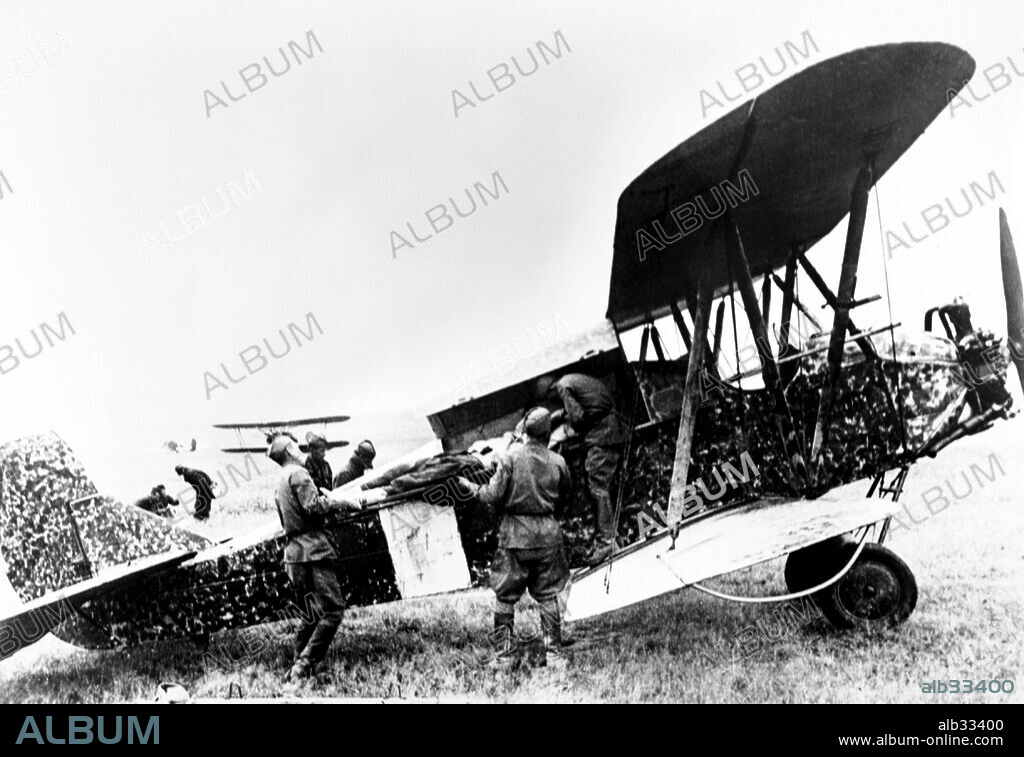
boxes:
[795,264,804,343]
[686,524,874,603]
[872,180,909,448]
[604,322,652,588]
[728,255,742,389]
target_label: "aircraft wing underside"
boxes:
[565,493,898,622]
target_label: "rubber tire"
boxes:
[784,535,856,594]
[814,543,917,630]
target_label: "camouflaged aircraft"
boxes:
[2,41,1023,662]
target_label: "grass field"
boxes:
[1,424,1021,703]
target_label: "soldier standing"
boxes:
[333,440,376,488]
[538,373,625,565]
[268,434,361,683]
[304,432,334,492]
[457,407,572,670]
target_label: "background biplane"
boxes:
[2,41,1020,661]
[213,415,351,454]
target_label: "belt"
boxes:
[284,525,328,539]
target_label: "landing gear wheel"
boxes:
[814,543,917,630]
[784,535,855,593]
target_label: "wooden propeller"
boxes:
[1000,208,1024,397]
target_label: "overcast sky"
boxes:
[2,0,1022,475]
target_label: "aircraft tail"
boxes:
[0,432,210,605]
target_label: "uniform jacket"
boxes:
[275,464,336,563]
[333,454,369,488]
[305,456,334,492]
[181,467,216,500]
[473,440,572,549]
[551,373,626,446]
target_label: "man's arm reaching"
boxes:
[292,469,361,514]
[458,456,511,505]
[291,470,332,515]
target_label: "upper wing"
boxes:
[213,415,351,429]
[221,440,349,454]
[0,549,196,661]
[608,42,974,330]
[565,493,898,622]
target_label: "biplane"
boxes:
[2,42,1021,662]
[213,415,351,454]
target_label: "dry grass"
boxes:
[2,424,1021,703]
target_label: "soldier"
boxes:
[174,465,216,521]
[268,434,361,684]
[457,407,572,670]
[134,485,179,518]
[304,432,333,492]
[538,373,626,565]
[333,439,376,488]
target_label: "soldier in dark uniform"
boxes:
[268,435,361,683]
[174,465,216,521]
[134,485,179,518]
[539,373,626,565]
[457,407,572,670]
[332,440,376,488]
[304,432,333,492]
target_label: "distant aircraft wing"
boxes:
[221,440,349,454]
[565,493,898,622]
[213,415,351,429]
[0,549,197,661]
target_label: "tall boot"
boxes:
[487,612,515,669]
[587,535,616,566]
[540,601,568,671]
[587,491,618,566]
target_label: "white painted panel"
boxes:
[379,502,471,598]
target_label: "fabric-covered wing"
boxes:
[222,440,349,453]
[213,415,350,429]
[565,493,898,621]
[608,42,975,330]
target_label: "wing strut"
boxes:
[777,250,800,359]
[669,300,692,352]
[809,162,875,475]
[650,324,667,361]
[686,295,719,379]
[724,218,807,490]
[667,269,713,524]
[797,252,876,358]
[760,269,773,326]
[711,301,725,367]
[771,272,822,332]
